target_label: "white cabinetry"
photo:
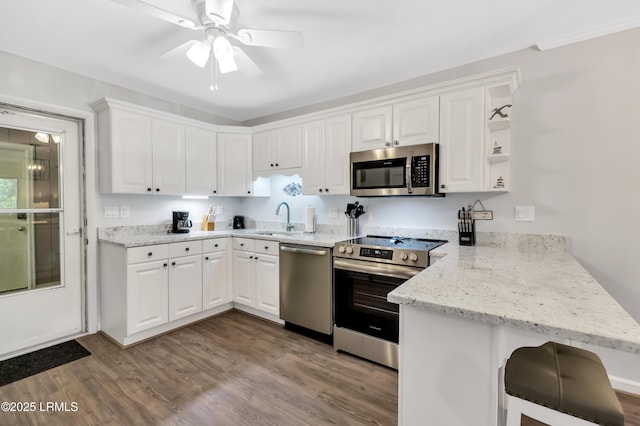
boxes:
[152,119,186,195]
[100,238,230,347]
[352,96,439,152]
[185,126,217,196]
[301,114,351,195]
[216,132,254,196]
[126,249,169,335]
[202,238,231,310]
[232,238,280,319]
[438,87,485,193]
[168,241,203,321]
[253,125,302,175]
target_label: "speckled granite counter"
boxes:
[97,226,349,248]
[388,237,640,354]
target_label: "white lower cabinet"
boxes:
[126,258,169,335]
[100,238,229,347]
[202,238,232,310]
[232,238,280,318]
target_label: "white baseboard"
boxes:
[610,375,640,395]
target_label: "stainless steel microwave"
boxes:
[350,143,440,196]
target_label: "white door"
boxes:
[232,250,254,306]
[275,125,302,169]
[185,126,217,196]
[217,133,252,196]
[255,254,279,316]
[168,254,203,321]
[301,120,326,195]
[324,114,352,195]
[127,260,169,335]
[203,250,230,310]
[0,108,84,358]
[152,119,185,195]
[352,106,392,152]
[393,96,440,145]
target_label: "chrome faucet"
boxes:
[276,201,294,232]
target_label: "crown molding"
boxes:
[536,16,640,51]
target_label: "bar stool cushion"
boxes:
[505,341,624,426]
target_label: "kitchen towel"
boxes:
[305,206,316,233]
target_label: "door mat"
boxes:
[0,340,91,387]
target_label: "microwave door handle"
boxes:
[406,156,413,194]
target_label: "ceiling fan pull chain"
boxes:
[209,49,219,91]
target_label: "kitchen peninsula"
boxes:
[388,235,640,426]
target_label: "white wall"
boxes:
[0,28,638,326]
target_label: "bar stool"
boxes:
[504,341,624,426]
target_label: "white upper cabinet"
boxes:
[302,115,351,195]
[185,126,217,196]
[253,125,302,175]
[439,87,485,193]
[99,107,153,194]
[352,106,392,152]
[152,119,186,195]
[352,96,439,152]
[217,132,253,196]
[392,97,439,145]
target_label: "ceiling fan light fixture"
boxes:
[186,40,211,68]
[213,36,238,73]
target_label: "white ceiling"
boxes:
[1,0,639,122]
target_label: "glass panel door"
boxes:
[0,108,83,358]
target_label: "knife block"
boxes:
[458,221,476,246]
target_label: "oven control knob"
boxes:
[338,245,346,253]
[409,253,418,262]
[400,252,408,261]
[346,246,354,254]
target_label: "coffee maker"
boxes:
[233,215,245,229]
[172,211,192,234]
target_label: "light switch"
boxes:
[120,206,130,218]
[104,206,119,218]
[515,206,535,222]
[217,205,224,215]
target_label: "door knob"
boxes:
[17,226,25,232]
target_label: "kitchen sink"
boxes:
[250,230,302,237]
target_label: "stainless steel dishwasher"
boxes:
[279,243,333,335]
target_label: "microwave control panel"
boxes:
[411,155,430,187]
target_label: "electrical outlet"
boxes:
[328,208,338,219]
[515,206,535,222]
[472,210,493,220]
[217,205,224,215]
[104,206,119,218]
[120,206,130,218]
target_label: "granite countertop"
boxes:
[97,226,349,248]
[388,241,640,354]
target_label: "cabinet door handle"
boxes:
[213,190,217,194]
[214,243,219,247]
[163,263,168,267]
[318,188,323,192]
[205,256,209,260]
[385,141,391,146]
[275,163,279,167]
[249,255,253,259]
[270,163,274,167]
[264,246,269,250]
[240,243,244,247]
[155,188,160,192]
[255,256,258,260]
[440,184,446,189]
[247,190,251,194]
[171,261,176,266]
[185,247,190,251]
[147,187,152,192]
[148,252,153,257]
[393,140,399,145]
[325,188,329,192]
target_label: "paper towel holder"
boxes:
[304,206,317,234]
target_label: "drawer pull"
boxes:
[171,261,176,266]
[148,252,153,257]
[214,244,219,248]
[265,246,268,250]
[185,247,190,251]
[205,256,209,260]
[163,263,168,267]
[249,255,253,259]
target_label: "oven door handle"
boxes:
[334,258,422,280]
[281,246,327,256]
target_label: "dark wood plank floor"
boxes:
[0,310,397,425]
[2,309,639,425]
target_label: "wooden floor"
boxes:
[2,310,640,425]
[0,310,398,425]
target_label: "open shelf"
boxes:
[488,118,510,130]
[488,153,510,162]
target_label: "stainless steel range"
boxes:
[333,235,446,369]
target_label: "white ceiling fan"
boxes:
[110,0,303,83]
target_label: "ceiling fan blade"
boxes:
[204,0,235,25]
[232,47,263,78]
[108,0,200,29]
[160,40,198,60]
[235,29,303,48]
